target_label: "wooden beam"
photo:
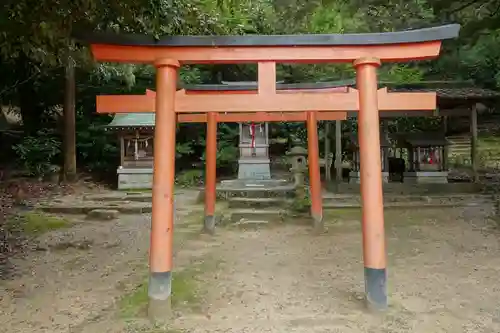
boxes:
[91,41,443,64]
[177,112,347,123]
[258,62,276,95]
[97,89,436,114]
[97,95,154,113]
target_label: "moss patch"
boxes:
[119,207,213,319]
[119,259,216,319]
[11,211,70,236]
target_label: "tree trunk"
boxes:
[63,55,77,182]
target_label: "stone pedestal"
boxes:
[349,171,389,184]
[117,168,153,190]
[238,156,271,180]
[403,171,448,184]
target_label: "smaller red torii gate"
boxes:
[97,84,436,237]
[80,24,460,319]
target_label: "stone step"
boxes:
[323,193,491,202]
[84,193,152,202]
[324,201,487,210]
[86,209,120,220]
[215,185,295,199]
[449,144,471,149]
[323,194,493,209]
[448,137,470,141]
[83,190,200,203]
[38,202,152,215]
[449,143,471,147]
[228,197,289,209]
[448,141,471,146]
[229,208,284,224]
[326,182,483,195]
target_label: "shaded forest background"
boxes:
[1,0,500,184]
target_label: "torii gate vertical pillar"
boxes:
[307,111,324,233]
[204,112,217,234]
[148,59,180,321]
[354,58,387,311]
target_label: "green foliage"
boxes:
[12,128,61,177]
[379,64,424,83]
[75,109,119,174]
[175,169,204,187]
[459,29,500,88]
[199,123,239,171]
[1,0,500,184]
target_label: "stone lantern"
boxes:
[287,146,308,187]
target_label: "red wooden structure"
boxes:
[79,24,460,318]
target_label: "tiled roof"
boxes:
[390,87,500,99]
[392,132,449,146]
[106,113,155,128]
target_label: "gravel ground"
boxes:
[2,196,500,333]
[173,204,500,333]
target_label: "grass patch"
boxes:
[11,211,70,235]
[119,259,216,319]
[119,207,213,319]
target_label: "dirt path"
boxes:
[173,205,500,333]
[2,196,500,333]
[0,189,203,333]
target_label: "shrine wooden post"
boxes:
[81,23,459,318]
[148,59,179,317]
[204,112,217,234]
[307,111,323,231]
[354,58,387,309]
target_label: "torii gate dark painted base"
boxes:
[79,24,459,321]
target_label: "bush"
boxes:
[12,128,61,177]
[175,169,204,187]
[75,110,119,175]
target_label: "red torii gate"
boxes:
[97,85,437,233]
[79,24,460,318]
